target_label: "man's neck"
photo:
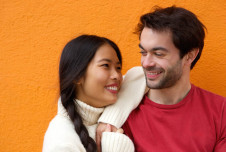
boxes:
[148,81,191,105]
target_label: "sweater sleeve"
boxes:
[43,143,85,152]
[42,116,86,152]
[98,66,147,128]
[101,132,134,152]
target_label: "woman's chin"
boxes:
[103,99,117,107]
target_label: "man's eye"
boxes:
[139,51,147,56]
[154,52,164,57]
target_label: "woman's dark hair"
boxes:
[135,6,206,69]
[59,35,122,152]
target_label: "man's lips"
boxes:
[146,71,162,79]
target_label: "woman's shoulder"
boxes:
[46,114,74,132]
[43,115,84,151]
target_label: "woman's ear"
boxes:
[73,78,83,85]
[185,48,199,65]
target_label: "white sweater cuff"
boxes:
[101,132,134,152]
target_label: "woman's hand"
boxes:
[96,123,124,152]
[105,124,124,133]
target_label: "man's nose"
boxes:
[141,54,156,68]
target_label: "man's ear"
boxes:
[185,48,199,65]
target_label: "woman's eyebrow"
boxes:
[98,59,112,63]
[98,59,121,65]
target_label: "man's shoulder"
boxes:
[192,84,226,104]
[193,84,225,98]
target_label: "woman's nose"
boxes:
[110,69,122,81]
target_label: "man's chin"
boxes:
[146,83,160,89]
[146,80,166,89]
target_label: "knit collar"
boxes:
[74,99,104,126]
[57,98,104,126]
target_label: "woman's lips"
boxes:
[105,84,119,94]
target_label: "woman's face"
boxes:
[76,44,122,108]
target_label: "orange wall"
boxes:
[0,0,225,151]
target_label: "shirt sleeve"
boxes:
[214,98,226,152]
[98,66,147,128]
[101,132,134,152]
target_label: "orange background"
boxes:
[0,0,225,151]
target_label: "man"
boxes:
[97,6,226,151]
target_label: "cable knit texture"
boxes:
[98,66,147,128]
[43,99,134,152]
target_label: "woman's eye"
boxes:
[117,66,122,70]
[102,64,109,67]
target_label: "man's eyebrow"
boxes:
[138,44,144,50]
[139,44,168,52]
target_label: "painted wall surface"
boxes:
[0,0,225,151]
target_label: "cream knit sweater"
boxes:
[43,99,134,152]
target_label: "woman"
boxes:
[42,35,134,152]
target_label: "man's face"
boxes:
[140,27,186,89]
